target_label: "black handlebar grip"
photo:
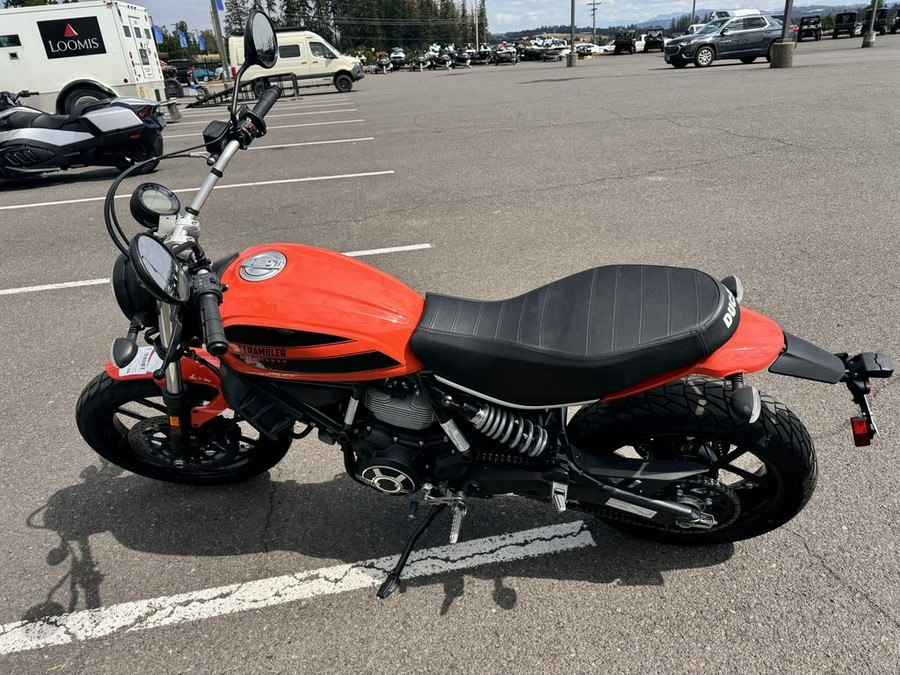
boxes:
[198,292,228,357]
[251,85,282,119]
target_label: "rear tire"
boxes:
[116,134,163,174]
[566,377,817,545]
[76,372,292,485]
[63,87,104,115]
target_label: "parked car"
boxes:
[893,13,900,34]
[643,28,667,52]
[797,15,822,41]
[575,42,602,56]
[600,39,616,54]
[613,32,636,54]
[664,15,781,69]
[833,12,862,38]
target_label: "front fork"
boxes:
[158,302,191,461]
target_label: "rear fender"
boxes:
[105,346,228,427]
[604,308,785,401]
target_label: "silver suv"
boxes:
[664,16,782,68]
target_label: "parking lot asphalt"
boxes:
[1,35,899,674]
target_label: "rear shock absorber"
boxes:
[442,396,550,457]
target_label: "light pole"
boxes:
[587,0,601,45]
[568,0,576,66]
[862,0,878,48]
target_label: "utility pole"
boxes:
[587,0,601,44]
[473,2,479,48]
[568,0,576,66]
[209,0,231,81]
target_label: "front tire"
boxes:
[335,74,353,93]
[76,372,291,485]
[566,377,817,545]
[694,45,715,67]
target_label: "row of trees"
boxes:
[224,0,489,50]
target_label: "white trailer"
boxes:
[0,0,165,114]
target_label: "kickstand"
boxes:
[377,504,446,599]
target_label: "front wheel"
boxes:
[566,377,817,545]
[76,372,292,485]
[694,46,715,67]
[334,74,353,93]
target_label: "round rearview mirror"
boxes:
[244,11,278,69]
[128,233,190,304]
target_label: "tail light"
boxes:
[137,105,152,119]
[850,416,872,447]
[231,66,237,78]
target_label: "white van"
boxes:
[228,30,364,94]
[0,1,165,114]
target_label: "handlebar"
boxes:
[252,86,281,119]
[192,271,228,356]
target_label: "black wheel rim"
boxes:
[614,434,786,532]
[109,387,269,477]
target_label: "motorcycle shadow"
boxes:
[23,463,733,620]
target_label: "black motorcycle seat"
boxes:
[29,113,81,130]
[409,265,740,407]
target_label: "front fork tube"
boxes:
[158,302,191,461]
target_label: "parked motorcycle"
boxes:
[76,11,894,600]
[406,52,429,72]
[427,45,454,70]
[0,90,165,179]
[389,47,407,70]
[375,55,393,74]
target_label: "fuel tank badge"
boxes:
[239,251,287,282]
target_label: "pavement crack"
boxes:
[660,116,813,150]
[259,477,279,577]
[783,526,900,631]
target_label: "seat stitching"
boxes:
[586,267,598,355]
[611,267,620,350]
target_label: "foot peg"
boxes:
[551,481,568,513]
[449,502,467,544]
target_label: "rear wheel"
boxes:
[566,377,817,545]
[63,87,104,115]
[116,134,163,174]
[76,372,292,485]
[694,46,715,67]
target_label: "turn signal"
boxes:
[850,416,871,447]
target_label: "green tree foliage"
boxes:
[224,0,249,35]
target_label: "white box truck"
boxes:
[0,0,165,114]
[228,30,364,94]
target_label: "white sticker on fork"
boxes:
[118,346,163,377]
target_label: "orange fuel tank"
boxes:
[217,244,425,382]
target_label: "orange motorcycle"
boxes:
[76,12,893,598]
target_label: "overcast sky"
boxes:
[137,1,768,36]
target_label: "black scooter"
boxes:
[0,90,165,179]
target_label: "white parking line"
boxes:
[0,244,431,296]
[171,109,357,127]
[0,169,392,212]
[0,521,594,655]
[174,100,353,120]
[166,118,364,139]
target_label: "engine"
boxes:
[351,384,556,496]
